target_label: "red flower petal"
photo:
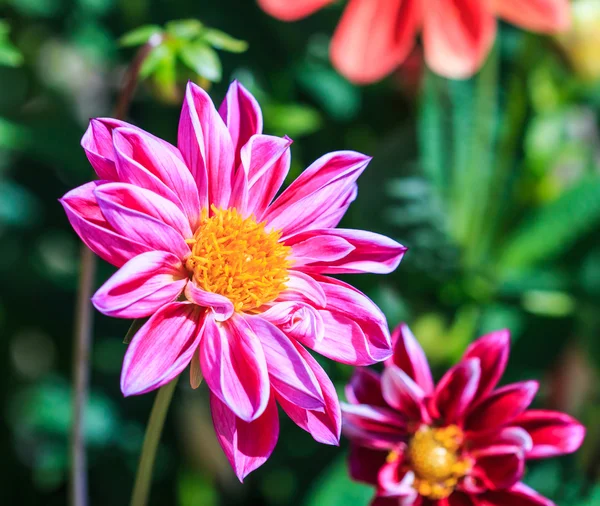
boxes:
[494,0,570,33]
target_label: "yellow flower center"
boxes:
[405,425,471,500]
[185,206,291,313]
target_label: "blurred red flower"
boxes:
[342,324,585,505]
[258,0,570,82]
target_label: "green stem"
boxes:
[130,378,178,506]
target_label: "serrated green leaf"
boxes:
[139,43,172,79]
[166,19,203,40]
[119,24,163,47]
[179,42,221,82]
[499,176,600,271]
[0,43,23,67]
[203,28,247,53]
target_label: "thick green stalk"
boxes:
[130,379,178,506]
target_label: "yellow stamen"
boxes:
[185,205,291,313]
[405,425,471,500]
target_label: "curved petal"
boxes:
[387,323,434,395]
[92,251,187,318]
[60,181,150,267]
[494,0,570,32]
[294,276,392,365]
[345,368,387,407]
[276,340,341,445]
[342,403,407,449]
[112,127,201,230]
[381,366,429,423]
[378,459,417,501]
[184,282,235,322]
[349,444,389,485]
[482,482,555,506]
[465,381,539,432]
[200,314,270,422]
[471,444,525,490]
[514,410,585,459]
[94,183,191,259]
[244,315,325,410]
[288,228,406,274]
[260,300,325,343]
[178,81,234,209]
[463,329,510,402]
[243,134,292,218]
[258,0,334,20]
[218,80,263,166]
[330,0,421,84]
[120,302,203,396]
[468,426,533,454]
[434,358,481,424]
[277,270,327,308]
[263,151,371,238]
[210,391,279,482]
[422,0,496,79]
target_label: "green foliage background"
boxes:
[1,0,599,505]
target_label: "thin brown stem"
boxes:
[69,34,165,506]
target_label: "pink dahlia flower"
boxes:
[60,81,406,480]
[343,324,585,505]
[258,0,571,82]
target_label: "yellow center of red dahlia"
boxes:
[404,425,471,500]
[185,205,291,313]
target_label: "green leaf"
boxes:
[166,19,203,40]
[499,176,600,271]
[119,24,163,47]
[179,42,222,82]
[304,455,373,506]
[203,28,248,53]
[264,103,322,138]
[0,43,23,67]
[123,318,146,344]
[139,43,172,79]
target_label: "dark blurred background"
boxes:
[1,0,600,504]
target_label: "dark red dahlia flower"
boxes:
[342,324,585,506]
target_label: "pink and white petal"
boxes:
[468,426,533,454]
[120,302,204,396]
[276,341,341,445]
[258,0,334,20]
[81,118,138,180]
[210,391,279,482]
[92,251,187,318]
[482,482,555,506]
[513,410,585,459]
[244,315,325,410]
[94,182,192,239]
[422,0,497,79]
[387,324,434,395]
[342,403,407,449]
[263,151,371,238]
[434,358,481,425]
[112,127,201,230]
[349,444,389,485]
[381,366,429,423]
[184,282,235,322]
[94,183,191,259]
[330,0,421,84]
[471,444,525,490]
[287,228,406,274]
[243,134,292,218]
[218,81,263,166]
[463,329,510,402]
[178,81,234,209]
[229,159,250,216]
[345,368,387,407]
[295,276,392,365]
[277,270,327,308]
[494,0,570,33]
[465,381,539,432]
[260,300,325,343]
[200,314,270,422]
[60,181,150,267]
[378,466,417,504]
